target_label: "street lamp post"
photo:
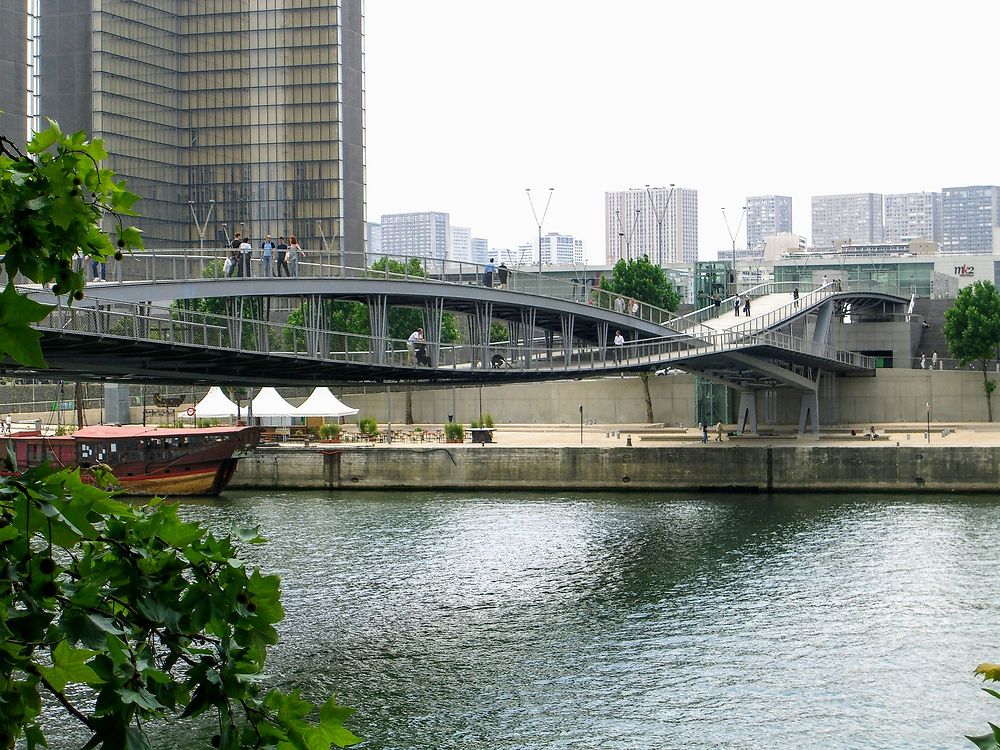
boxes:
[646,183,675,264]
[188,199,215,274]
[526,187,555,276]
[721,205,747,264]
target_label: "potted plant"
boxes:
[444,422,465,443]
[358,416,378,439]
[318,423,341,442]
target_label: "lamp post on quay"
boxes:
[645,183,675,264]
[526,187,555,275]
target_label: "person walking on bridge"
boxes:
[497,262,509,288]
[287,235,304,277]
[238,236,253,277]
[261,235,275,277]
[743,295,751,317]
[484,258,496,287]
[276,236,290,277]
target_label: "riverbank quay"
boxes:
[230,424,1000,493]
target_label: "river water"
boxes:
[156,491,1000,747]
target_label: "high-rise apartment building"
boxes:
[746,195,792,255]
[449,225,472,262]
[884,192,942,244]
[539,233,584,265]
[470,238,490,265]
[941,186,1000,254]
[811,193,884,248]
[3,1,365,262]
[365,222,381,262]
[604,186,698,265]
[379,212,450,260]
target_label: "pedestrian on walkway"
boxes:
[701,421,708,444]
[793,287,800,307]
[238,236,253,277]
[260,235,275,277]
[287,235,304,276]
[275,236,290,276]
[483,258,496,287]
[919,353,926,369]
[932,351,938,369]
[743,295,751,317]
[734,296,741,316]
[715,421,724,442]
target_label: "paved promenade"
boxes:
[352,421,999,449]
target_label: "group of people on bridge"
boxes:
[224,233,304,278]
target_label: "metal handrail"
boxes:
[29,294,875,375]
[37,248,687,333]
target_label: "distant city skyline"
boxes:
[364,1,1000,263]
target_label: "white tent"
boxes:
[179,386,239,419]
[294,387,359,418]
[242,387,298,424]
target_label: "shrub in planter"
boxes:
[359,416,378,436]
[444,422,465,442]
[318,423,341,441]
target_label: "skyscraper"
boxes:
[811,193,884,248]
[941,186,1000,254]
[605,186,698,265]
[884,192,942,244]
[0,2,35,145]
[746,195,792,254]
[5,1,365,264]
[379,212,450,260]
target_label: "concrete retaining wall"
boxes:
[231,445,1000,493]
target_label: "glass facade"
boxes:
[37,1,364,264]
[773,262,936,297]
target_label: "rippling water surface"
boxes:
[158,491,1000,749]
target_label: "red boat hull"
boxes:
[4,426,257,497]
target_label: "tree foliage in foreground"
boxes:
[943,280,1000,422]
[0,123,359,748]
[0,120,141,368]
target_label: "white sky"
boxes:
[364,0,1000,263]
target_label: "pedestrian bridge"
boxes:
[6,250,909,431]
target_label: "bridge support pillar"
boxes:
[367,295,389,365]
[798,390,820,434]
[422,297,445,367]
[737,390,758,435]
[813,300,834,345]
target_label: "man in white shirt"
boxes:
[238,237,253,277]
[614,330,625,365]
[407,327,424,365]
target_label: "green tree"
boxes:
[598,256,679,422]
[943,280,1000,422]
[599,255,681,312]
[1,123,359,748]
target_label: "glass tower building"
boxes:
[27,1,365,264]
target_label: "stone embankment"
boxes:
[232,432,1000,493]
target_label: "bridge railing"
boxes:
[49,248,688,333]
[34,294,875,376]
